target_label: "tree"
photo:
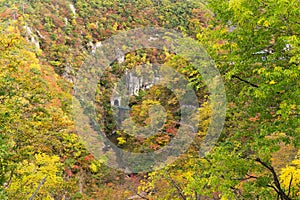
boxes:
[142,0,299,199]
[280,150,300,199]
[196,0,299,198]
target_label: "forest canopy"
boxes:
[0,0,299,199]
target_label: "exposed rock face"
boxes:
[69,3,76,15]
[111,69,160,107]
[24,25,40,49]
[90,42,159,108]
[64,17,68,25]
[114,48,125,64]
[127,71,142,96]
[62,63,74,83]
[90,41,102,54]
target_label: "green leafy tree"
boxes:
[142,0,299,199]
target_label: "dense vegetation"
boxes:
[0,0,299,199]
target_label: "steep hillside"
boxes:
[0,0,211,199]
[0,0,299,199]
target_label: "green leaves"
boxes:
[1,0,299,199]
[142,0,299,199]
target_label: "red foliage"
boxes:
[166,127,177,135]
[84,154,94,161]
[0,8,12,18]
[73,165,81,170]
[60,155,67,162]
[149,143,160,150]
[65,167,73,177]
[248,113,261,122]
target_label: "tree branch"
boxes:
[4,168,14,188]
[136,192,149,200]
[288,173,293,197]
[267,184,279,194]
[29,176,47,200]
[255,158,291,200]
[246,173,258,179]
[280,15,294,35]
[166,173,187,200]
[231,75,259,88]
[232,173,258,181]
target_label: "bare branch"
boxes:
[255,158,291,200]
[280,15,294,35]
[166,173,187,200]
[4,168,14,188]
[136,192,149,200]
[231,75,259,88]
[29,176,47,200]
[288,173,293,197]
[267,184,279,194]
[231,174,258,181]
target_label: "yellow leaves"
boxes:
[182,171,193,180]
[71,18,77,25]
[112,22,118,31]
[257,18,264,25]
[274,132,287,137]
[198,102,211,124]
[228,0,254,23]
[221,196,229,200]
[277,101,298,118]
[123,190,131,197]
[274,66,283,72]
[21,49,37,62]
[122,45,127,51]
[228,0,244,11]
[90,162,98,173]
[138,180,155,194]
[34,153,61,175]
[29,63,41,71]
[253,67,266,75]
[49,60,62,67]
[16,96,30,106]
[230,42,238,49]
[89,159,103,173]
[220,27,228,35]
[290,104,297,110]
[269,80,276,85]
[141,54,147,62]
[279,150,300,198]
[6,24,20,34]
[263,20,270,27]
[196,33,204,41]
[257,17,270,27]
[292,159,300,166]
[117,137,127,145]
[212,43,221,50]
[88,22,97,29]
[132,99,161,119]
[8,153,63,199]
